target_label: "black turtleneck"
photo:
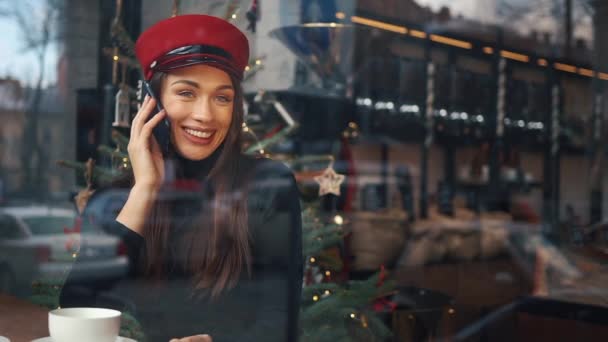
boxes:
[60,149,303,342]
[171,142,223,181]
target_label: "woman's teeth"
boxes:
[185,128,213,138]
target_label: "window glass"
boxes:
[1,1,607,341]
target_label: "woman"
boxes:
[60,15,303,342]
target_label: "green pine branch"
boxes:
[315,251,344,271]
[302,283,341,300]
[98,145,129,160]
[363,310,393,340]
[57,160,120,184]
[301,270,395,341]
[245,124,298,154]
[110,21,136,57]
[111,129,130,150]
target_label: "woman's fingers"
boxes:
[140,109,166,141]
[130,95,149,136]
[131,95,158,137]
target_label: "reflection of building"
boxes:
[0,79,68,197]
[0,78,26,195]
[349,0,602,224]
[36,85,69,195]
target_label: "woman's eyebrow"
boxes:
[170,80,200,88]
[170,80,233,91]
[216,85,234,91]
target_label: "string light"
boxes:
[325,270,331,277]
[448,308,455,315]
[351,16,407,34]
[259,149,265,154]
[324,290,330,295]
[309,257,316,263]
[500,50,530,63]
[334,214,344,225]
[255,59,262,65]
[409,29,427,39]
[313,295,319,301]
[231,13,237,19]
[72,253,77,258]
[361,315,368,328]
[245,66,251,71]
[554,62,577,73]
[113,55,119,61]
[350,313,356,319]
[429,34,472,49]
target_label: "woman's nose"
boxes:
[191,97,213,122]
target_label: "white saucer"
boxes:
[0,336,10,342]
[31,337,136,342]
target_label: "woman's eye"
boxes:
[216,95,233,103]
[178,90,194,98]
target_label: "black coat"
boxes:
[60,152,303,342]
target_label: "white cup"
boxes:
[49,307,121,342]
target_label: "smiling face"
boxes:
[159,64,235,161]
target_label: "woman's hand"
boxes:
[128,95,167,191]
[116,95,167,235]
[169,335,212,342]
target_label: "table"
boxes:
[0,294,48,342]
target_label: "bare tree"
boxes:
[0,0,64,198]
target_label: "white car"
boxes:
[0,206,129,297]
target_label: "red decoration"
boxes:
[373,297,397,313]
[63,217,83,253]
[63,217,82,235]
[376,264,387,287]
[263,123,283,139]
[372,265,397,312]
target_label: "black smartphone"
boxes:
[142,81,171,155]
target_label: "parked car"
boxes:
[0,205,129,297]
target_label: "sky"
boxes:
[416,0,498,21]
[415,0,593,42]
[0,0,60,88]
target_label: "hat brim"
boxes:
[152,55,242,80]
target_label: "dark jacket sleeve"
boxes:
[240,159,303,342]
[59,187,145,312]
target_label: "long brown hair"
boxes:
[141,70,251,299]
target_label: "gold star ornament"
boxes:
[314,165,345,196]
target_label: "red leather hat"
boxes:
[135,14,249,80]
